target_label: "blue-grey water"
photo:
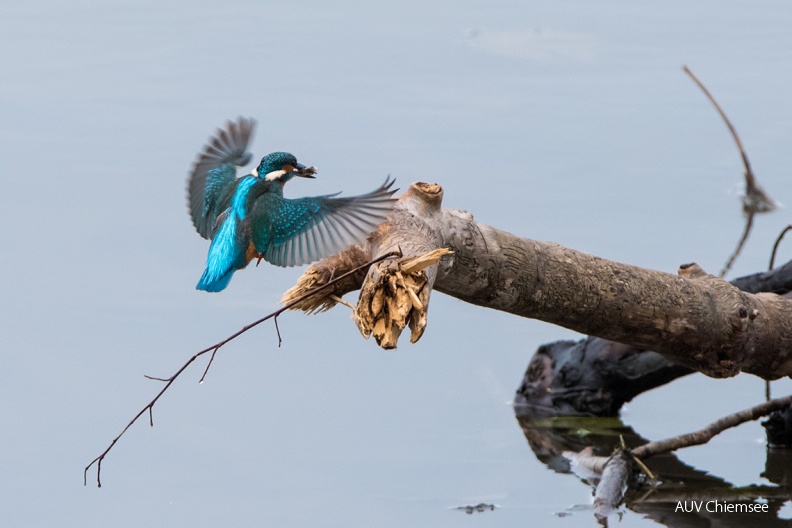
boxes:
[3,1,792,526]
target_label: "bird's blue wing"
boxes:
[250,177,398,267]
[187,117,255,239]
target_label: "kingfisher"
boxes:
[187,117,398,292]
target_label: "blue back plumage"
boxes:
[196,177,258,291]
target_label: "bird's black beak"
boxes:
[293,163,317,178]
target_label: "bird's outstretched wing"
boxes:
[249,177,399,267]
[187,117,255,239]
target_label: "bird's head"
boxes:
[252,152,317,183]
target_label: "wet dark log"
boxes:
[514,338,692,416]
[762,407,792,448]
[730,260,792,295]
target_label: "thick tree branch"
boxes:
[284,182,792,380]
[515,265,792,417]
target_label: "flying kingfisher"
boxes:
[187,117,398,292]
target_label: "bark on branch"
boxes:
[283,182,792,380]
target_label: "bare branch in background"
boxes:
[682,66,777,278]
[770,225,792,271]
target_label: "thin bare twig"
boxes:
[720,210,755,279]
[84,251,400,487]
[274,316,282,347]
[682,66,776,278]
[770,225,792,271]
[199,347,219,383]
[683,66,752,182]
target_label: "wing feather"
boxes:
[187,117,255,239]
[250,177,398,267]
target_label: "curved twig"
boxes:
[84,251,400,487]
[683,66,752,184]
[770,225,792,271]
[719,209,755,279]
[682,66,776,278]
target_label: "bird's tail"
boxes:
[196,212,247,292]
[196,267,235,292]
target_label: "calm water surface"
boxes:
[2,1,792,526]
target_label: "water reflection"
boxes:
[515,409,792,526]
